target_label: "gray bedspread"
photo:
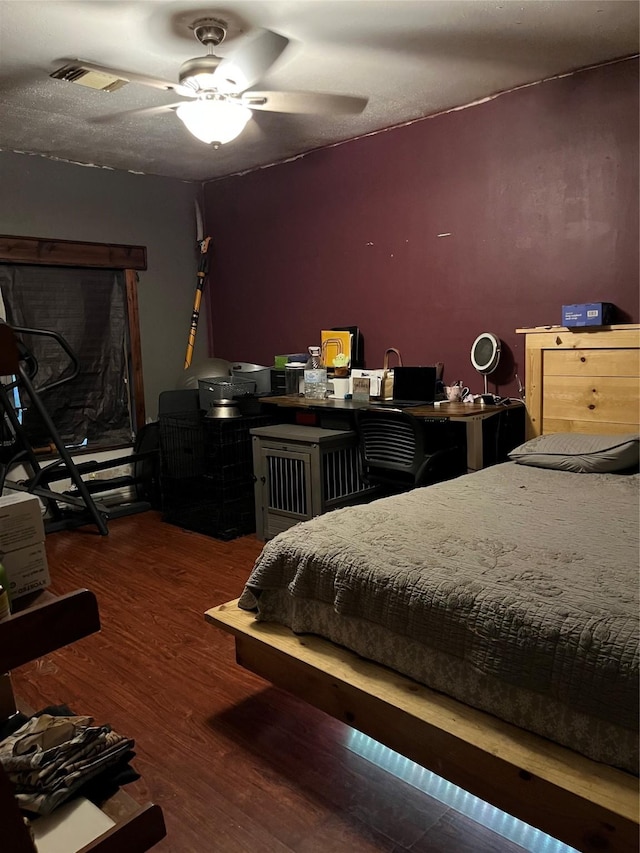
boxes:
[239,462,639,772]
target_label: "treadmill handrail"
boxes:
[12,325,80,393]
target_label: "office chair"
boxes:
[354,408,464,492]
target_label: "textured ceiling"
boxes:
[0,1,637,182]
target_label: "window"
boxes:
[0,235,146,452]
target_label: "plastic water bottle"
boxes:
[307,346,321,369]
[304,346,328,399]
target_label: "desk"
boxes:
[262,396,525,473]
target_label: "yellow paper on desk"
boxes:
[321,330,351,367]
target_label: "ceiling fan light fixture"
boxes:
[179,55,222,94]
[175,98,252,145]
[181,72,219,93]
[179,67,246,97]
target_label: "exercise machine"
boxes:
[0,323,157,535]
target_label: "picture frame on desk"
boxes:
[352,376,371,402]
[351,369,383,397]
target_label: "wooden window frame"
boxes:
[0,234,147,437]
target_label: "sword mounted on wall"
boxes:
[184,200,211,370]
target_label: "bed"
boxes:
[206,325,640,853]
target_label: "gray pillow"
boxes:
[508,432,640,473]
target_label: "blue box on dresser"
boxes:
[562,302,615,327]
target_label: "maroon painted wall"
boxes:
[203,58,639,396]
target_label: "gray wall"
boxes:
[0,149,207,421]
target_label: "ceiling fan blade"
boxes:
[91,102,184,122]
[213,29,289,93]
[240,90,368,115]
[53,59,192,95]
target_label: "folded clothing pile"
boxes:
[0,713,135,815]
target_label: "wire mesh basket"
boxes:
[198,377,256,410]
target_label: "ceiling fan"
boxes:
[51,18,368,147]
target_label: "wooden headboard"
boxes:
[517,325,640,439]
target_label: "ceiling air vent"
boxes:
[50,64,129,92]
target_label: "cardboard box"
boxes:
[0,493,45,553]
[561,302,615,327]
[2,541,50,600]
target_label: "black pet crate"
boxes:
[250,423,376,540]
[159,411,273,540]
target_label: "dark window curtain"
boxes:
[0,265,133,448]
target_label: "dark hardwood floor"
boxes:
[11,511,531,853]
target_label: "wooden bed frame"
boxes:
[206,325,640,853]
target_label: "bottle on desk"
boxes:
[304,346,328,399]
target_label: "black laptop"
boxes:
[373,366,437,408]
